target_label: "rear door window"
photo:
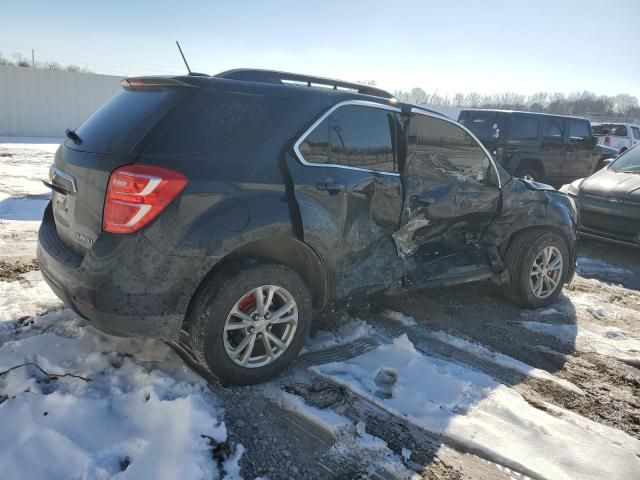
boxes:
[542,117,566,142]
[298,105,397,173]
[569,120,591,140]
[72,89,179,154]
[511,115,540,141]
[632,127,640,140]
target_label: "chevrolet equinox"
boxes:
[38,69,578,384]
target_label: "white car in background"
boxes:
[591,122,640,153]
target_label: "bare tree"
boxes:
[0,53,13,66]
[613,94,639,116]
[12,53,31,67]
[391,86,639,120]
[465,93,482,108]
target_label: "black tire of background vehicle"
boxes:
[502,229,569,308]
[619,147,628,154]
[187,261,312,385]
[515,166,545,183]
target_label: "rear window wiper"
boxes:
[65,128,83,145]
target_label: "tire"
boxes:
[187,261,312,385]
[502,229,570,309]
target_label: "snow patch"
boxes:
[576,256,632,282]
[430,330,584,395]
[313,335,640,480]
[384,310,417,326]
[0,310,229,480]
[268,387,418,479]
[0,272,62,326]
[521,321,640,366]
[303,315,375,353]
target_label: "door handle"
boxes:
[316,182,345,193]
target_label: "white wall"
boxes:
[0,66,122,138]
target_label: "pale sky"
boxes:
[3,0,639,98]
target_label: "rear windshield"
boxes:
[458,111,501,141]
[70,89,179,154]
[144,88,289,157]
[592,124,628,137]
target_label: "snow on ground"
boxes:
[0,271,62,336]
[384,310,417,326]
[576,256,632,283]
[521,320,640,366]
[0,139,57,260]
[0,309,237,480]
[429,330,585,395]
[312,334,640,480]
[303,315,376,353]
[265,386,419,479]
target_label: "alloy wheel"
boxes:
[223,285,298,368]
[529,246,563,299]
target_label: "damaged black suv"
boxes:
[38,70,578,384]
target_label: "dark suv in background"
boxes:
[39,70,578,384]
[459,109,618,186]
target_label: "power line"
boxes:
[0,44,188,73]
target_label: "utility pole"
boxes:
[31,49,35,67]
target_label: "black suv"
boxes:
[38,70,578,384]
[458,109,618,186]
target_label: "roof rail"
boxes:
[216,69,395,99]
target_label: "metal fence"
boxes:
[0,65,122,138]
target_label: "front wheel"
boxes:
[502,230,570,308]
[187,262,312,385]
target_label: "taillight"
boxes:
[103,164,187,234]
[604,136,611,146]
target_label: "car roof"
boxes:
[591,122,639,127]
[459,108,588,121]
[126,69,452,119]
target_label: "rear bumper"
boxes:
[37,203,214,340]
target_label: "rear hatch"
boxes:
[50,79,189,256]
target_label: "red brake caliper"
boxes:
[238,294,256,314]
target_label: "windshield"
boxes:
[458,111,500,141]
[610,145,640,173]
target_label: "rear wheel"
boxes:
[502,230,569,308]
[187,261,312,385]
